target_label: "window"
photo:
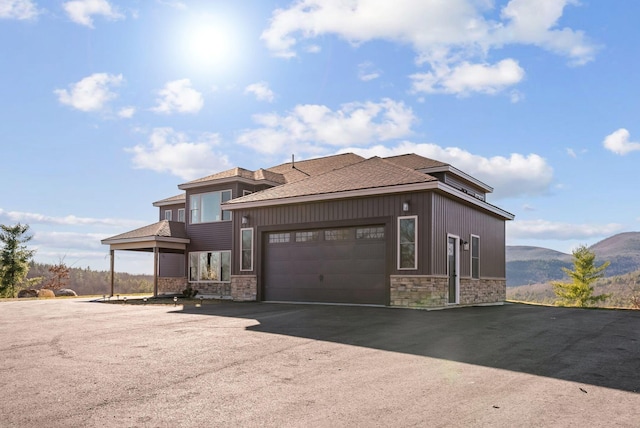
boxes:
[189,251,231,282]
[164,210,172,221]
[471,235,480,279]
[241,228,253,271]
[295,231,319,242]
[268,233,290,244]
[356,226,385,239]
[190,190,232,224]
[325,229,350,241]
[398,216,417,269]
[177,208,185,222]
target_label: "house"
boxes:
[101,153,514,308]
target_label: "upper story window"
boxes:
[177,208,185,222]
[164,210,172,221]
[190,190,232,224]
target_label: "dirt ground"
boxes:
[1,298,638,427]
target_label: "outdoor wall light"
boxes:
[402,201,410,212]
[461,240,470,251]
[241,215,249,225]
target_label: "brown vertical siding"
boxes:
[159,252,186,277]
[187,222,232,252]
[430,193,505,278]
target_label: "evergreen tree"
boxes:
[0,223,36,297]
[551,245,610,307]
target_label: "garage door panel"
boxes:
[264,226,386,305]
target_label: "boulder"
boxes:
[37,289,56,298]
[17,289,38,298]
[54,289,78,297]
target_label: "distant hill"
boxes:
[507,232,640,286]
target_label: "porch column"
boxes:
[109,249,115,297]
[153,247,159,297]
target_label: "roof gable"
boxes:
[102,220,188,242]
[384,154,448,170]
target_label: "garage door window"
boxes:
[325,229,350,240]
[269,233,290,244]
[398,216,417,269]
[189,251,231,282]
[295,231,319,242]
[356,227,385,239]
[241,228,253,271]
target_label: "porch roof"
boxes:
[101,220,189,252]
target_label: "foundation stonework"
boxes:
[230,275,257,301]
[390,275,505,308]
[157,277,187,295]
[191,282,232,298]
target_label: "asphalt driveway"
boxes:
[1,299,638,427]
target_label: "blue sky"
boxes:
[1,0,639,274]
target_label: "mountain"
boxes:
[506,232,640,286]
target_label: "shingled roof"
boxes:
[179,167,286,188]
[384,153,448,170]
[225,156,438,205]
[101,220,189,243]
[265,152,365,183]
[153,193,186,207]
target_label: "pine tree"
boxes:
[551,245,610,307]
[0,223,36,297]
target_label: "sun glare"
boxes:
[180,15,240,73]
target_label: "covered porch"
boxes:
[101,220,190,297]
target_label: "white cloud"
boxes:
[410,59,525,96]
[566,148,576,158]
[54,73,123,112]
[63,0,123,28]
[0,208,145,229]
[261,0,596,97]
[507,219,624,240]
[236,98,416,155]
[156,0,187,10]
[0,0,38,19]
[117,106,136,118]
[358,62,381,82]
[151,79,203,114]
[342,141,553,200]
[603,128,640,155]
[262,0,596,64]
[244,81,275,103]
[32,231,110,251]
[126,127,231,180]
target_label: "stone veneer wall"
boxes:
[390,275,505,308]
[459,277,506,305]
[192,282,232,298]
[230,275,257,301]
[158,277,187,295]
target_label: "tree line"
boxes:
[0,223,152,297]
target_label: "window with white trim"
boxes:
[268,233,290,244]
[190,190,232,224]
[189,251,231,282]
[471,235,480,279]
[398,216,417,269]
[177,208,185,222]
[240,228,253,271]
[164,210,172,221]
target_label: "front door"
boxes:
[447,236,459,304]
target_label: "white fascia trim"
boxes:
[101,236,190,245]
[153,199,186,207]
[223,181,514,220]
[178,176,281,190]
[418,166,493,193]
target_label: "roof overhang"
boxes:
[418,165,494,193]
[223,181,514,220]
[178,176,282,190]
[101,236,190,252]
[153,199,185,207]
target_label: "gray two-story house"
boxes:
[102,153,514,308]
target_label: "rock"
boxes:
[54,289,77,297]
[17,289,38,298]
[37,289,56,298]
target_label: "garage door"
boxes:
[263,226,386,305]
